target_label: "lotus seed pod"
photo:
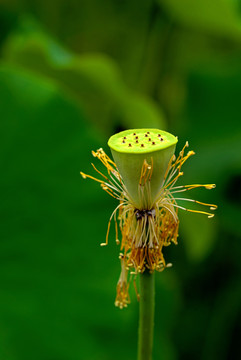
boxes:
[108,129,178,209]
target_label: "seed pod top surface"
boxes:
[108,128,177,154]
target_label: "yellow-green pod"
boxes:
[108,128,178,209]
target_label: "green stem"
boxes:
[137,270,155,360]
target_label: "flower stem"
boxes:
[137,270,155,360]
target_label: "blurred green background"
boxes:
[0,1,241,359]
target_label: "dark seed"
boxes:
[124,136,127,139]
[152,142,155,145]
[157,134,161,137]
[122,140,125,143]
[136,140,139,143]
[128,143,132,147]
[135,136,138,139]
[160,138,163,141]
[141,144,144,147]
[133,132,136,135]
[147,131,150,134]
[145,134,148,137]
[148,138,151,141]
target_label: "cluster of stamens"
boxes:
[80,138,217,309]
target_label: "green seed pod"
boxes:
[108,129,178,209]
